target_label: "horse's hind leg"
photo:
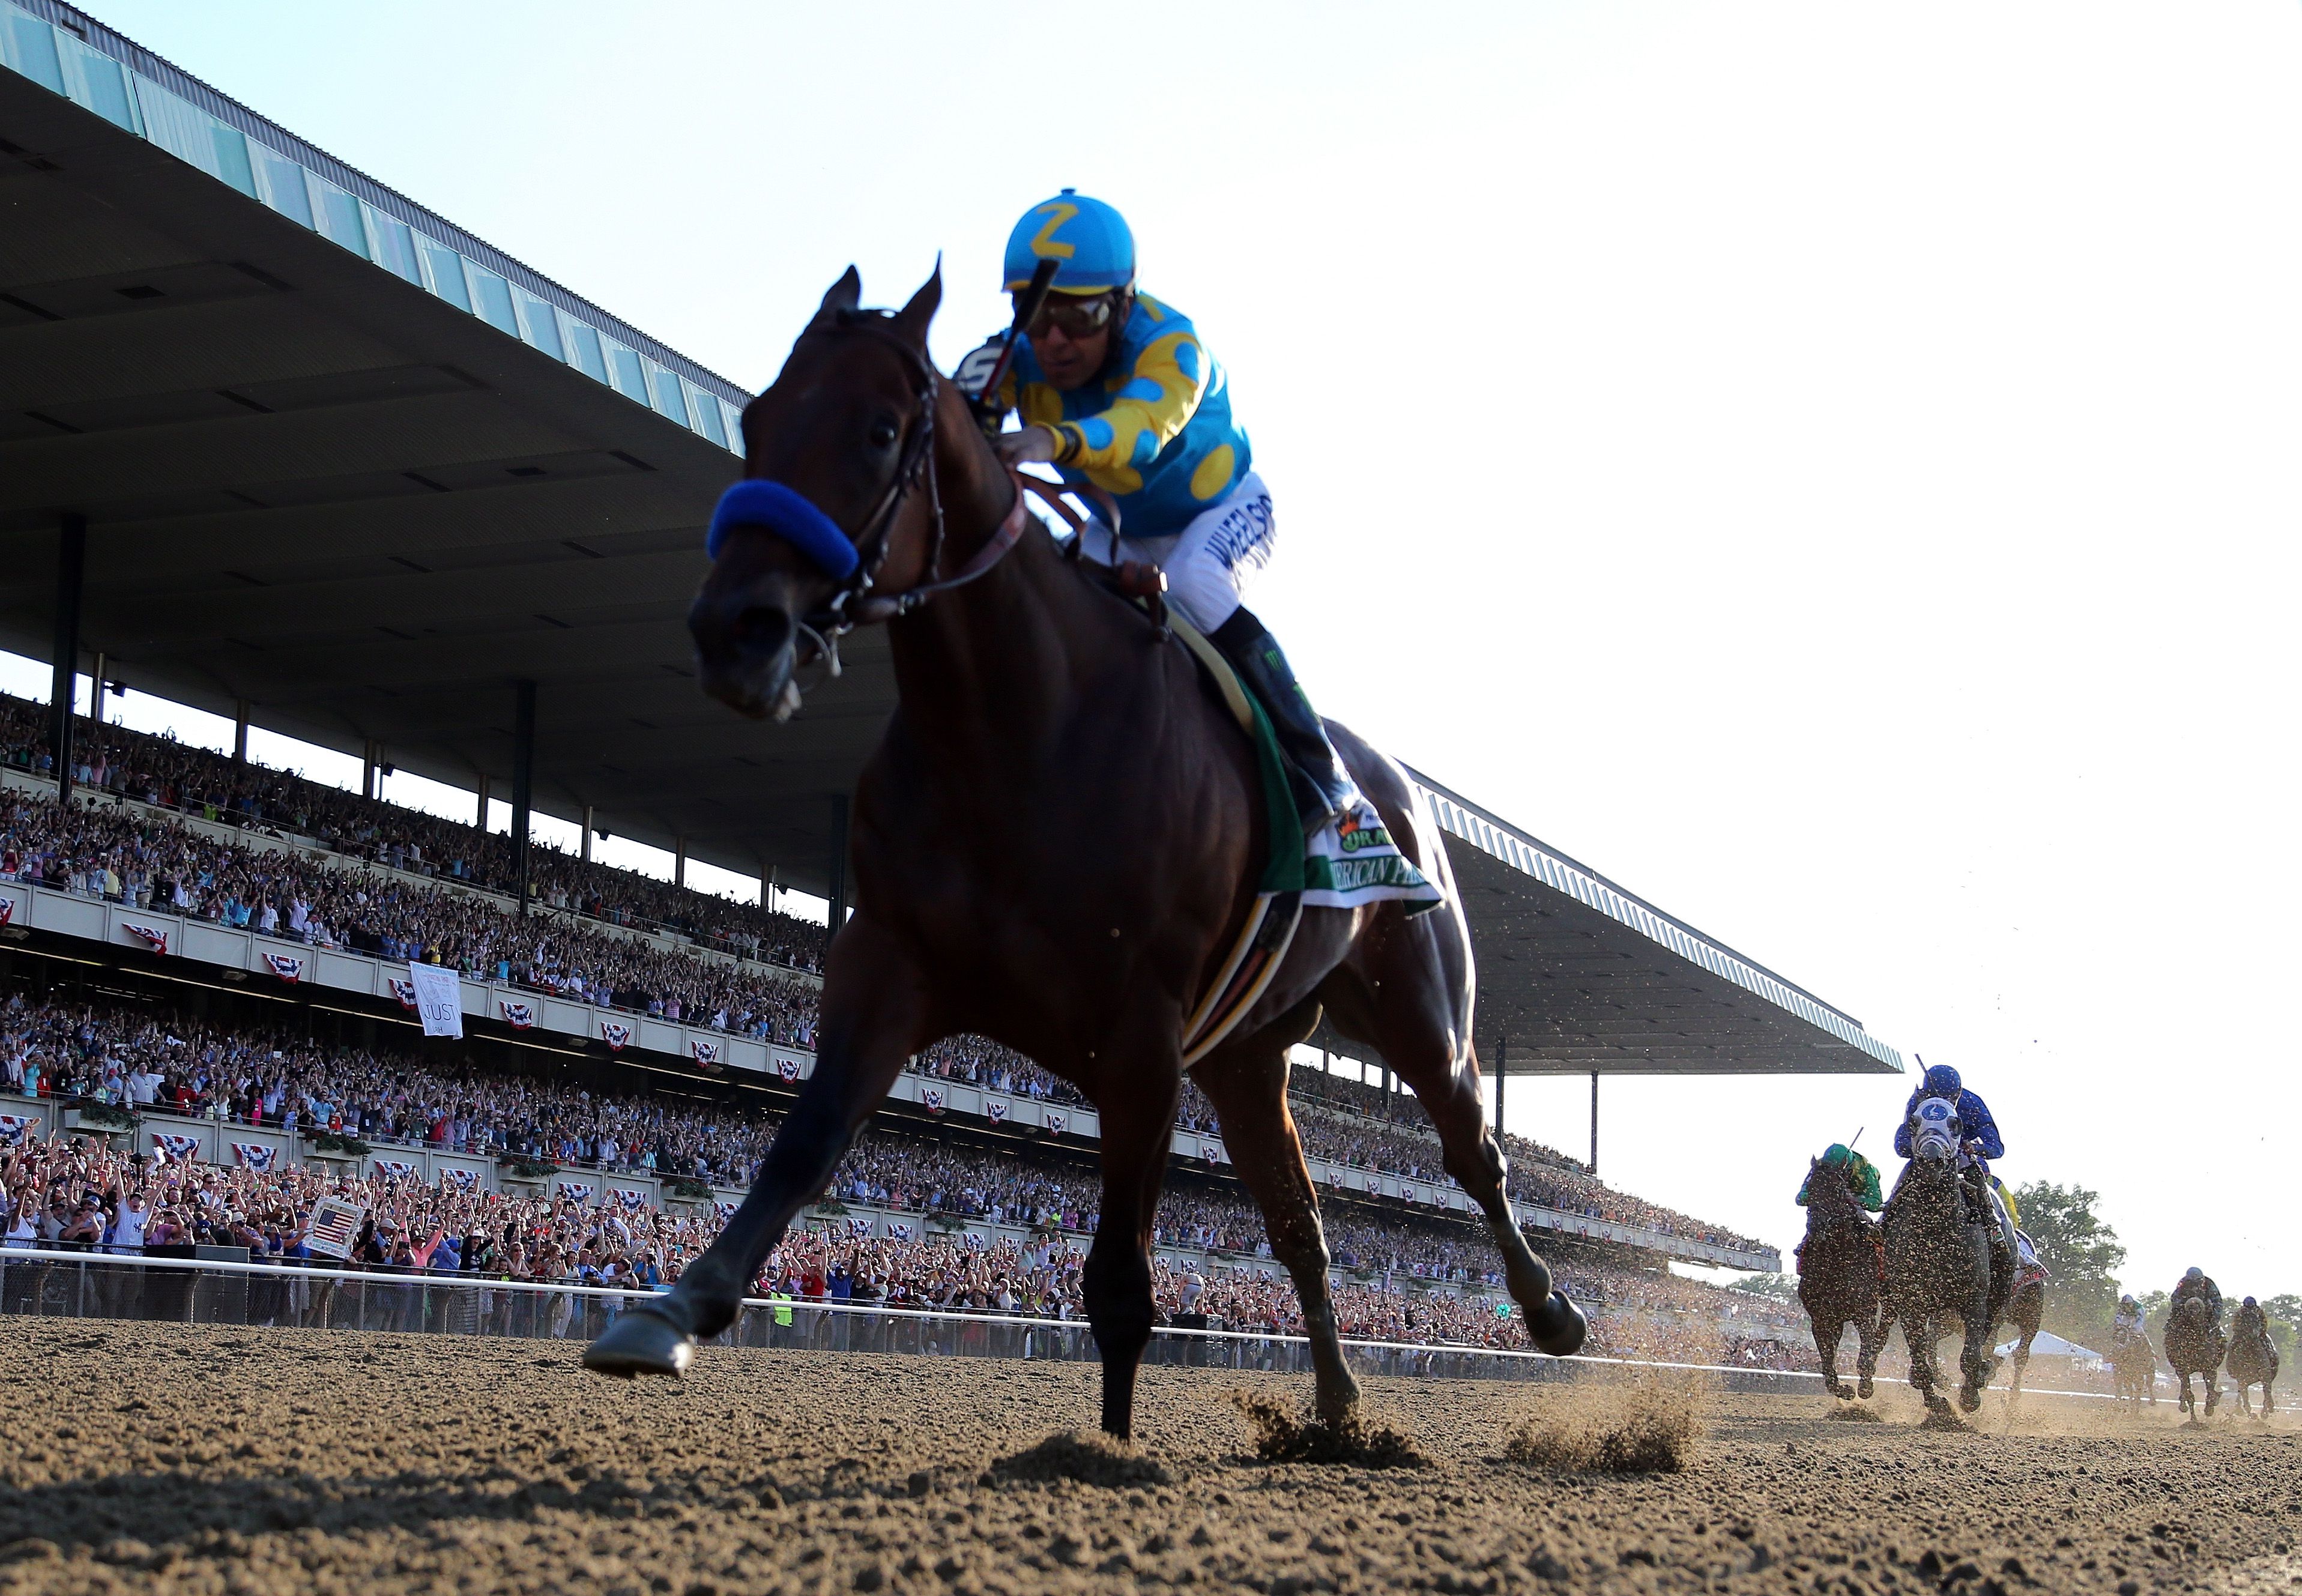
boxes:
[1855,1302,1885,1399]
[1192,1015,1361,1428]
[584,913,928,1376]
[1814,1313,1847,1399]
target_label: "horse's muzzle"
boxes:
[690,582,802,722]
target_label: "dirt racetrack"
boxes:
[0,1320,2294,1596]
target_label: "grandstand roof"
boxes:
[0,3,1901,1078]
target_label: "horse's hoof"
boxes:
[1858,1377,1876,1399]
[583,1308,695,1377]
[1528,1292,1587,1357]
[1958,1386,1982,1414]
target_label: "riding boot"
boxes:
[1208,608,1366,833]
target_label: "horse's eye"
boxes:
[868,417,899,449]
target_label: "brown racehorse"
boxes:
[2226,1298,2279,1418]
[1795,1158,1887,1401]
[1999,1275,2045,1401]
[582,267,1586,1437]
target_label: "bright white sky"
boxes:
[53,1,2302,1295]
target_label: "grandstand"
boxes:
[0,1,1900,1349]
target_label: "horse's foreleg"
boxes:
[1192,1029,1360,1428]
[1814,1313,1848,1400]
[1905,1311,1941,1412]
[583,914,928,1377]
[1081,1031,1182,1441]
[1855,1300,1885,1399]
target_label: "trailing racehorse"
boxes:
[1883,1125,1999,1418]
[581,268,1586,1437]
[1796,1156,1887,1401]
[2110,1320,2155,1407]
[2162,1296,2225,1422]
[1999,1274,2046,1401]
[2226,1298,2279,1418]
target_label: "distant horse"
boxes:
[1795,1158,1887,1401]
[2162,1296,2225,1421]
[579,267,1586,1438]
[2110,1322,2155,1407]
[1999,1275,2046,1401]
[1883,1124,2000,1417]
[2226,1299,2279,1418]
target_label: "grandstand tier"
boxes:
[0,5,1900,1078]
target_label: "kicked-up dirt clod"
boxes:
[0,1320,2297,1596]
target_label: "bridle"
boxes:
[767,311,1029,670]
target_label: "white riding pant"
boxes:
[1082,472,1276,633]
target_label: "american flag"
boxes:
[120,922,169,956]
[499,1000,535,1030]
[150,1132,201,1164]
[600,1021,630,1053]
[305,1197,364,1259]
[231,1142,277,1170]
[264,952,306,982]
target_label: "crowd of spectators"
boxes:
[0,1128,1804,1362]
[0,695,826,969]
[0,688,1763,1256]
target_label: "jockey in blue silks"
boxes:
[1892,1062,2021,1269]
[961,190,1368,835]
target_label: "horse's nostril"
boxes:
[733,606,793,657]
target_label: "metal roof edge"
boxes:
[20,0,753,410]
[1403,764,1905,1073]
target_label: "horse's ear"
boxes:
[814,266,863,326]
[891,258,942,348]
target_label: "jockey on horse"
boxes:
[966,190,1370,836]
[1794,1142,1882,1271]
[2172,1265,2224,1329]
[1890,1063,2023,1288]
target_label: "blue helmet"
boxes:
[1923,1063,1962,1097]
[1004,190,1135,294]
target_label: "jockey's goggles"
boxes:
[1020,291,1117,340]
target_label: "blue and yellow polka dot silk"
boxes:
[995,292,1252,539]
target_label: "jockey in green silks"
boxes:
[1798,1143,1883,1212]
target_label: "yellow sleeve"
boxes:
[1050,330,1208,486]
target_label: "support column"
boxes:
[1589,1070,1599,1175]
[476,773,491,830]
[761,865,777,914]
[49,515,85,803]
[673,836,686,889]
[580,806,594,862]
[511,680,536,917]
[827,793,849,931]
[1494,1036,1506,1137]
[360,741,377,802]
[232,701,249,764]
[90,653,106,722]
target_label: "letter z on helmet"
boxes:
[1005,189,1135,293]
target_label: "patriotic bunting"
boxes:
[150,1132,201,1164]
[263,951,306,983]
[499,1000,535,1030]
[555,1179,597,1204]
[120,922,169,956]
[1044,1111,1066,1137]
[846,1217,874,1238]
[0,895,16,926]
[1199,1140,1225,1164]
[230,1142,277,1170]
[886,1221,914,1241]
[775,1056,802,1082]
[921,1086,945,1116]
[388,978,418,1011]
[691,1038,721,1067]
[373,1158,419,1182]
[439,1167,480,1193]
[0,1114,39,1146]
[599,1021,631,1053]
[985,1098,1009,1126]
[713,1200,741,1221]
[610,1186,649,1211]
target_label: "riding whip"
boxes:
[970,256,1061,435]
